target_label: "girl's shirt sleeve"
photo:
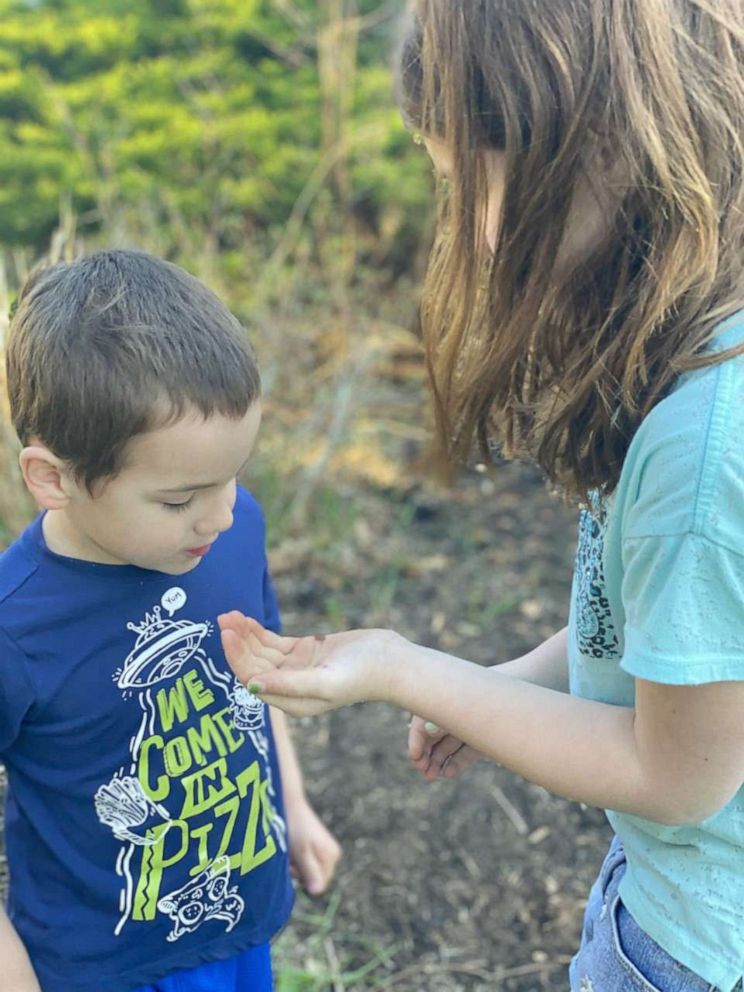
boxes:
[621,531,744,684]
[0,625,36,755]
[616,331,744,686]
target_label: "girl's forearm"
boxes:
[382,637,666,822]
[0,905,40,992]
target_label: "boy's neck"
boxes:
[42,509,123,566]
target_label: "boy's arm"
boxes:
[269,707,305,804]
[0,904,41,992]
[258,555,341,891]
[269,707,341,896]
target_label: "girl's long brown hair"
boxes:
[400,0,744,501]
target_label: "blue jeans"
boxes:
[569,837,737,992]
[132,943,272,992]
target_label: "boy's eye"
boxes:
[162,496,194,512]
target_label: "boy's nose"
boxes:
[195,497,234,537]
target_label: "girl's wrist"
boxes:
[375,630,412,705]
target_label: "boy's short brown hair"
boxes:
[7,249,261,488]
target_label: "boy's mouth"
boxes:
[186,544,212,557]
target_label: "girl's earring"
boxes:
[411,131,424,146]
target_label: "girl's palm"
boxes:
[217,612,390,716]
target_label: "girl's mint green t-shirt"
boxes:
[568,312,744,992]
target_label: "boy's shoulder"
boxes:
[230,485,269,547]
[0,519,41,612]
[235,484,265,521]
[206,487,269,586]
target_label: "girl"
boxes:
[220,2,744,990]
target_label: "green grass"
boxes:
[274,891,401,991]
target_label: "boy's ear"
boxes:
[19,445,75,510]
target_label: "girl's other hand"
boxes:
[217,611,399,716]
[408,715,484,780]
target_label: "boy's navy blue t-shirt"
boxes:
[0,487,294,992]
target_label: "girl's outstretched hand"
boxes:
[217,611,398,717]
[408,715,484,780]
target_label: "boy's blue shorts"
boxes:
[132,943,272,992]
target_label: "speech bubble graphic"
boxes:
[161,587,187,617]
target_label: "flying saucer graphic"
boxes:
[117,606,210,690]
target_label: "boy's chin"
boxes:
[146,556,203,576]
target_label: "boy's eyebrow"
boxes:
[158,481,219,494]
[156,457,252,494]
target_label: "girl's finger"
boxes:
[216,611,248,640]
[247,629,286,666]
[410,751,433,776]
[241,616,296,655]
[429,735,465,769]
[220,627,249,674]
[218,612,294,658]
[257,693,329,717]
[408,716,444,762]
[217,609,243,627]
[415,737,465,780]
[408,724,429,763]
[249,671,341,718]
[220,622,286,677]
[248,668,325,698]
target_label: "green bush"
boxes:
[0,0,432,270]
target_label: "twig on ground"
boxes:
[324,936,345,992]
[491,785,530,836]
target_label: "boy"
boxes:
[0,250,340,992]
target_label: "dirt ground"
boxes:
[268,460,613,991]
[0,459,613,992]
